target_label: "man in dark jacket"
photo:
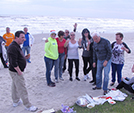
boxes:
[7,31,38,112]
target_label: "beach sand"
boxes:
[0,32,134,113]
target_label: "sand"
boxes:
[0,32,134,113]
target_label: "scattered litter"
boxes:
[61,104,76,113]
[38,108,55,113]
[76,90,127,109]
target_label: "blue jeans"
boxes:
[111,63,124,83]
[44,57,53,85]
[44,57,59,84]
[22,46,31,61]
[96,59,111,91]
[56,53,65,79]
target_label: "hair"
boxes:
[58,30,64,37]
[91,32,100,38]
[116,32,123,39]
[82,28,92,40]
[24,27,28,30]
[15,30,25,39]
[6,27,10,29]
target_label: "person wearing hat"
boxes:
[44,30,59,87]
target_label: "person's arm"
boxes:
[73,23,77,32]
[14,66,23,75]
[29,34,34,46]
[64,40,70,47]
[122,42,131,53]
[122,77,134,85]
[105,40,112,61]
[93,43,96,67]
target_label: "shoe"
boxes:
[131,96,134,100]
[48,83,56,87]
[25,106,38,112]
[59,77,64,81]
[103,91,107,95]
[84,75,87,81]
[51,82,55,85]
[55,79,59,83]
[13,99,22,107]
[76,77,80,81]
[89,80,94,83]
[92,83,96,86]
[87,74,90,79]
[110,82,114,86]
[27,60,31,63]
[92,87,101,90]
[69,77,73,81]
[4,66,9,68]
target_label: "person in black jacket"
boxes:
[110,32,131,86]
[0,36,8,68]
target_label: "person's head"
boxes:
[92,33,101,43]
[6,27,10,33]
[50,30,56,39]
[70,32,75,40]
[58,30,64,40]
[65,30,69,37]
[82,28,92,40]
[15,31,26,45]
[24,27,28,34]
[115,32,123,43]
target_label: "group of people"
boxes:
[0,23,134,112]
[44,25,132,96]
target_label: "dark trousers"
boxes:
[116,81,134,93]
[0,53,7,68]
[82,56,97,83]
[63,57,67,72]
[68,59,79,78]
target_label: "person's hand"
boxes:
[132,64,134,73]
[25,54,30,60]
[78,38,82,45]
[18,71,23,75]
[88,40,91,45]
[103,60,108,67]
[73,23,77,28]
[93,63,96,68]
[45,39,48,43]
[121,47,129,52]
[64,55,67,59]
[31,44,32,46]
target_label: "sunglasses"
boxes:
[65,32,69,33]
[70,34,75,36]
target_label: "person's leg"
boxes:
[0,53,8,68]
[117,64,124,83]
[22,46,25,55]
[103,60,111,91]
[54,58,59,80]
[86,57,92,74]
[59,53,65,79]
[9,71,32,108]
[26,46,31,62]
[82,57,88,75]
[111,63,117,83]
[44,57,53,85]
[68,59,73,80]
[96,60,103,88]
[63,57,67,72]
[74,59,80,80]
[91,59,97,84]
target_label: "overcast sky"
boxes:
[0,0,134,19]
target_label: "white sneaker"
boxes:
[84,75,87,81]
[25,106,38,112]
[87,74,90,79]
[59,77,64,81]
[13,99,22,107]
[55,79,59,83]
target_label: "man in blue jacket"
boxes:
[22,27,34,63]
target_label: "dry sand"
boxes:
[0,32,134,113]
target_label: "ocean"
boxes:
[0,15,134,35]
